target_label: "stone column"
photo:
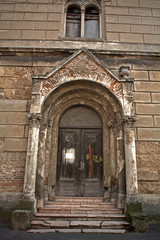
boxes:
[23,113,42,200]
[36,121,48,208]
[109,122,117,202]
[120,66,138,201]
[81,7,85,38]
[23,78,43,202]
[123,116,138,199]
[116,119,126,209]
[108,122,116,178]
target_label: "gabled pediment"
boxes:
[34,49,123,102]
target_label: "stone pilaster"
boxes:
[108,121,116,178]
[23,113,42,201]
[23,78,43,202]
[116,118,126,209]
[108,121,117,202]
[123,115,138,200]
[36,120,48,208]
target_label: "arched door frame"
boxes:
[33,80,127,209]
[23,57,138,212]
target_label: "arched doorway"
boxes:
[35,80,126,208]
[56,106,103,197]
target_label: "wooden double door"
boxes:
[56,128,103,197]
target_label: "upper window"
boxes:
[65,4,100,39]
[85,7,99,38]
[66,6,81,38]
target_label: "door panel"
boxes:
[56,128,103,197]
[82,129,103,196]
[56,129,80,196]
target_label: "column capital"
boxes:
[27,113,43,128]
[108,121,115,128]
[123,115,137,128]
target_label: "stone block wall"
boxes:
[0,98,28,219]
[0,0,159,221]
[0,52,159,198]
[0,0,62,41]
[105,0,160,44]
[0,0,159,45]
[0,100,28,193]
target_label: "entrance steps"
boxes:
[28,197,129,234]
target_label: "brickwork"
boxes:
[0,67,32,100]
[0,152,26,192]
[0,100,28,193]
[42,51,123,101]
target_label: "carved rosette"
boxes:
[27,113,43,128]
[122,115,137,128]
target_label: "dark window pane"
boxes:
[66,6,81,37]
[85,7,99,38]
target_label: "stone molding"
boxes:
[33,49,123,103]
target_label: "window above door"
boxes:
[64,0,102,39]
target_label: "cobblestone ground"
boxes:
[0,222,160,240]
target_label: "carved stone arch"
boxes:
[35,79,126,207]
[84,1,101,11]
[65,1,82,11]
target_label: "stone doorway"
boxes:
[23,50,138,212]
[56,106,103,197]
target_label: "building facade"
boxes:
[0,0,160,227]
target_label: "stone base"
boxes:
[126,201,149,232]
[19,199,35,211]
[127,212,148,232]
[117,194,126,209]
[11,199,35,230]
[139,194,160,223]
[11,210,33,230]
[0,192,24,221]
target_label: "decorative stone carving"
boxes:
[119,66,130,79]
[123,115,137,128]
[27,113,43,128]
[42,51,123,102]
[108,121,115,129]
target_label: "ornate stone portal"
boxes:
[23,49,138,211]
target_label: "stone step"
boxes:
[31,219,129,230]
[27,228,126,234]
[39,207,123,214]
[30,198,128,234]
[51,197,104,203]
[34,212,127,221]
[45,202,116,208]
[31,219,129,229]
[101,221,129,229]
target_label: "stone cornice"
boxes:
[0,40,160,55]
